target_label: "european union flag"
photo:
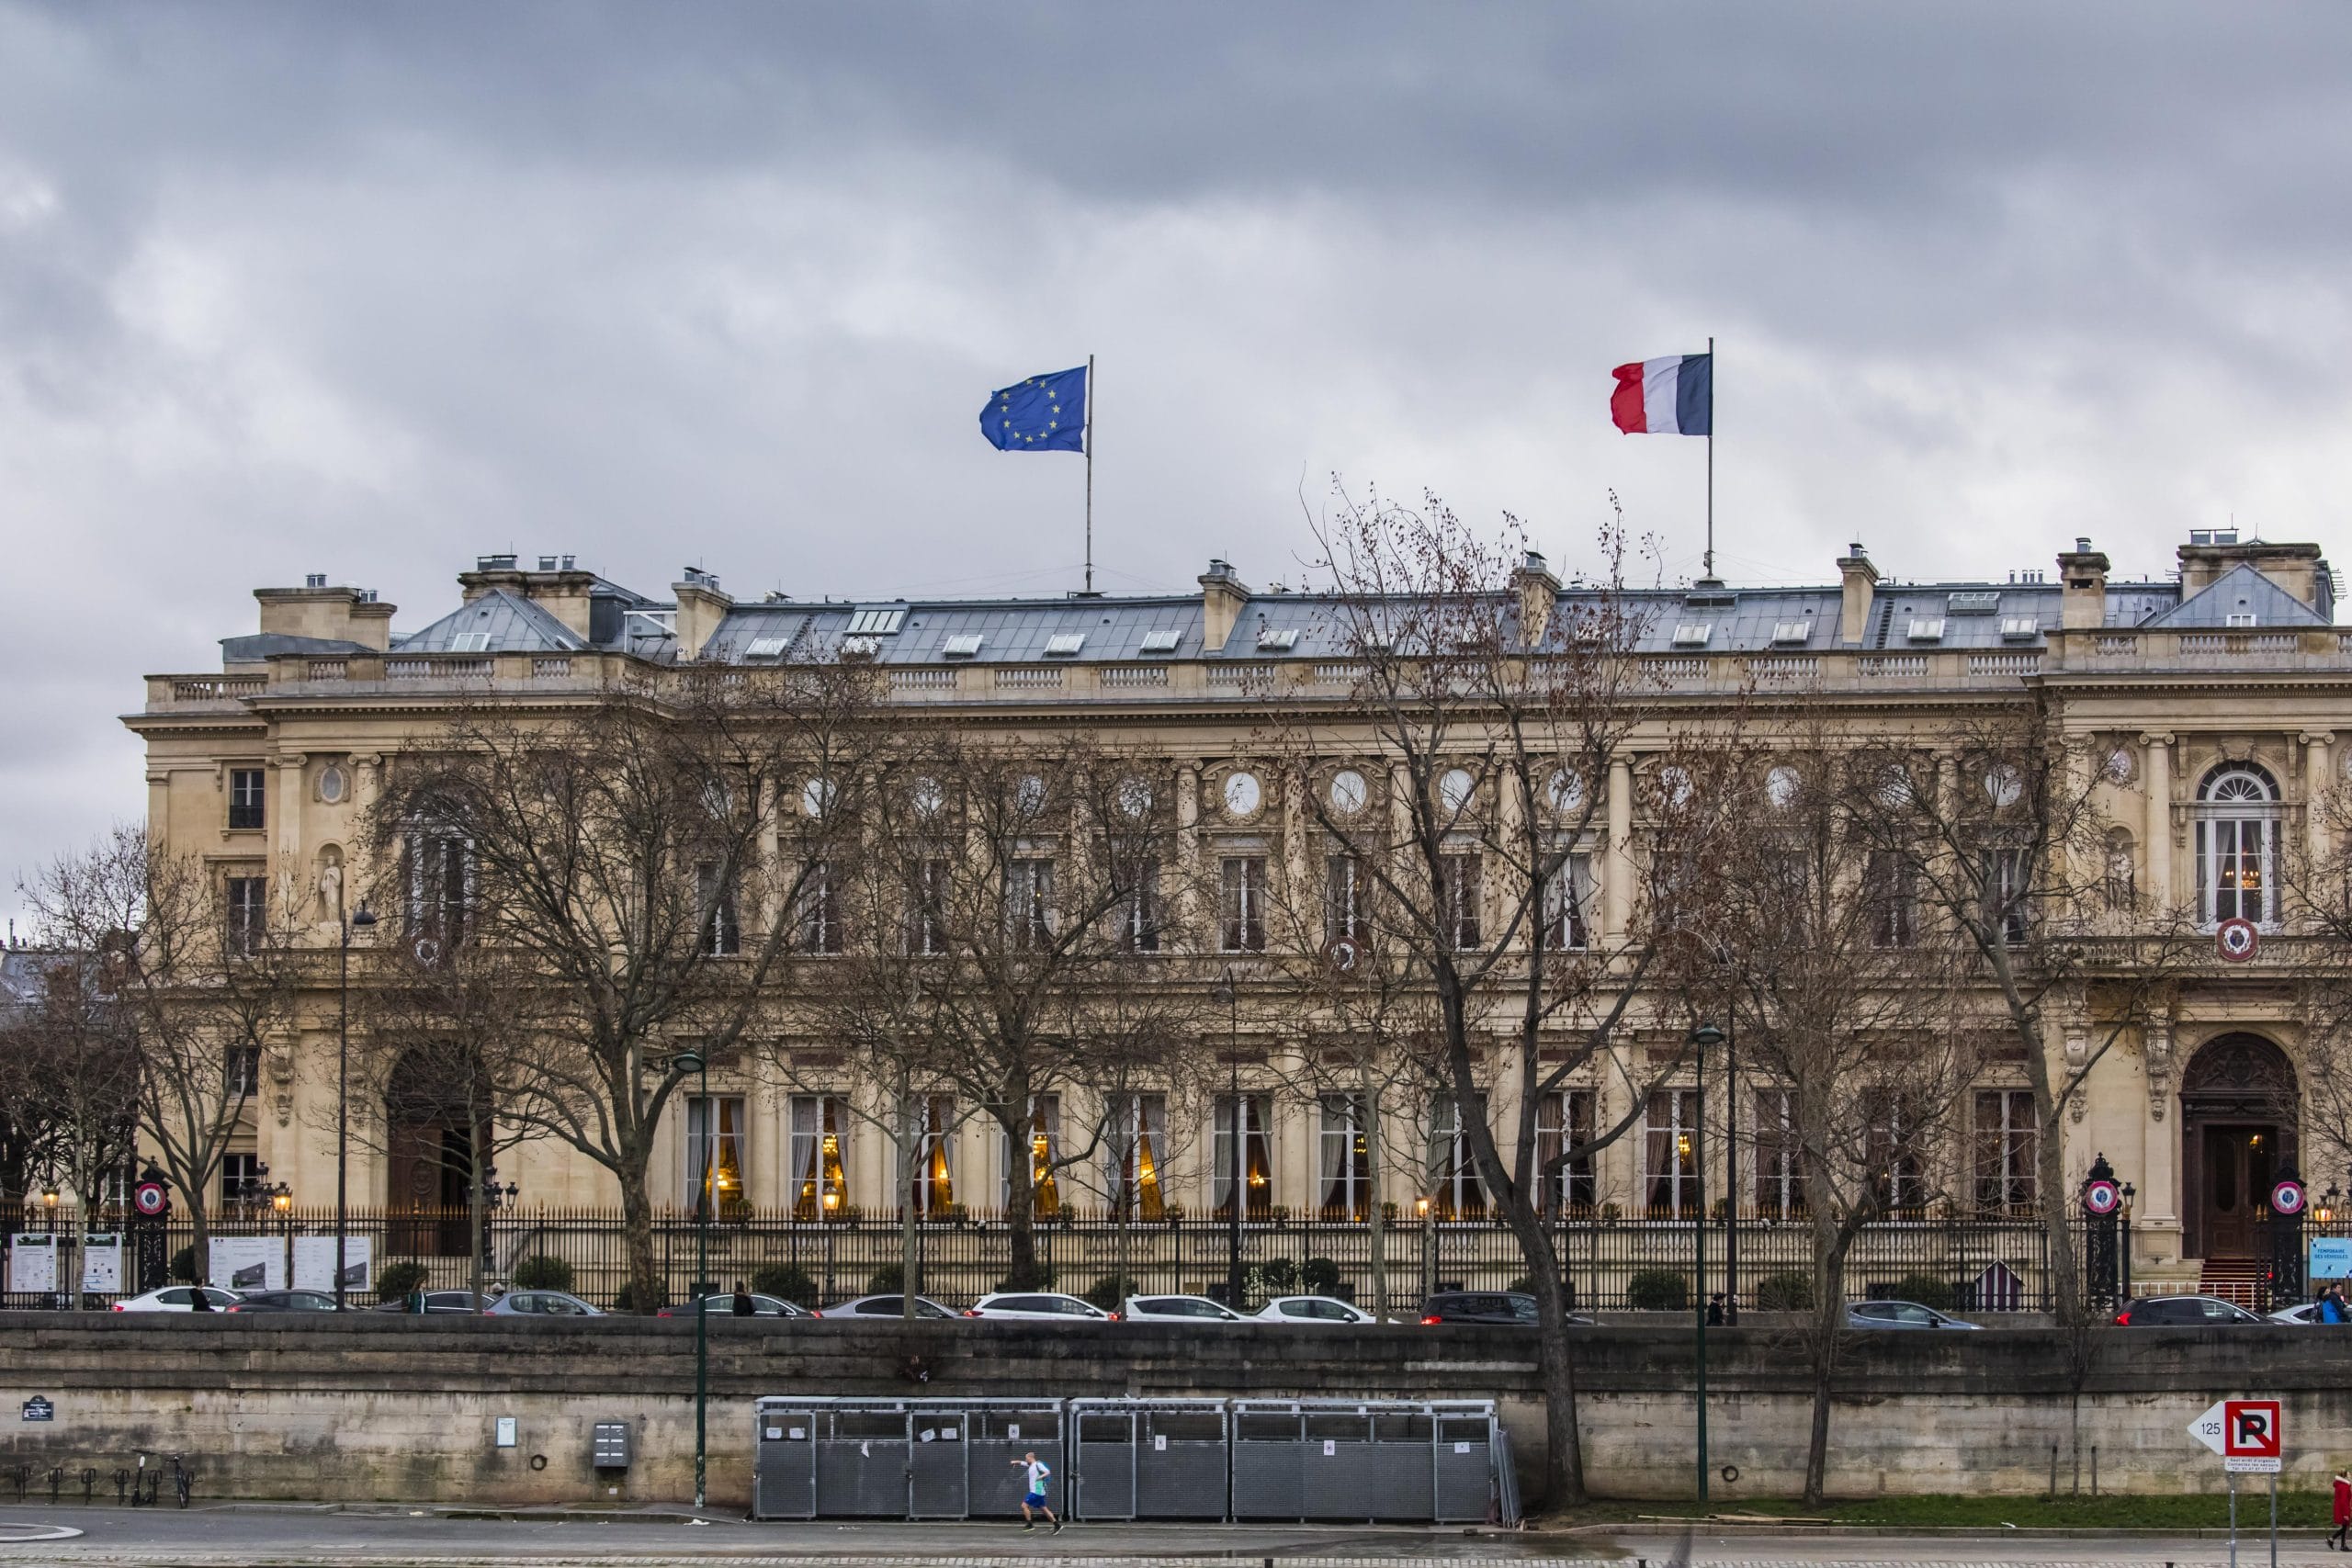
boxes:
[979,365,1087,452]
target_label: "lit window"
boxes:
[684,1095,749,1217]
[2197,766,2278,927]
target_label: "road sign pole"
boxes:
[2229,1472,2238,1568]
[2269,1469,2278,1568]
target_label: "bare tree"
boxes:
[0,953,71,1256]
[2281,785,2352,1190]
[368,665,879,1311]
[1263,485,1738,1506]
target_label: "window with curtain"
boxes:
[696,863,741,956]
[1212,1091,1273,1216]
[1121,860,1163,953]
[1220,856,1267,953]
[228,767,267,830]
[1428,1092,1489,1220]
[2198,767,2278,927]
[1534,1089,1598,1214]
[1753,1088,1804,1218]
[1542,854,1591,952]
[1324,855,1367,945]
[1865,1088,1928,1212]
[909,1093,956,1215]
[788,1094,850,1219]
[905,858,950,956]
[1317,1092,1373,1219]
[1007,859,1056,953]
[403,827,472,954]
[1984,843,2032,943]
[1440,853,1483,950]
[1102,1093,1167,1220]
[1644,1089,1700,1217]
[798,862,843,953]
[224,876,266,957]
[1865,851,1916,949]
[1973,1089,2036,1215]
[684,1095,748,1216]
[1000,1095,1062,1215]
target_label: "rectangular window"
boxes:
[404,830,472,955]
[224,876,266,956]
[1006,858,1055,953]
[1220,855,1266,953]
[2202,817,2274,925]
[1542,854,1591,952]
[228,768,266,830]
[1001,1095,1062,1215]
[1866,851,1915,949]
[1644,1089,1700,1217]
[1866,1089,1928,1212]
[684,1095,748,1216]
[220,1151,261,1208]
[1122,860,1163,953]
[1324,855,1367,945]
[224,1043,260,1100]
[696,863,741,956]
[1428,1092,1488,1220]
[799,862,842,954]
[1317,1092,1373,1219]
[787,1095,850,1220]
[1212,1091,1273,1217]
[1988,846,2031,942]
[1102,1093,1168,1221]
[1973,1089,2037,1215]
[910,1094,956,1216]
[1534,1089,1598,1214]
[1754,1089,1805,1218]
[1440,853,1482,950]
[906,859,950,956]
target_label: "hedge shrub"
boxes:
[511,1255,574,1292]
[1626,1269,1690,1312]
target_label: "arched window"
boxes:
[2197,765,2279,927]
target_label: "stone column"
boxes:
[349,753,384,918]
[2143,734,2173,916]
[1175,761,1202,950]
[145,770,171,841]
[1604,758,1634,938]
[2305,731,2335,870]
[2140,1017,2179,1228]
[276,753,307,886]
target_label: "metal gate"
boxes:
[1065,1399,1230,1521]
[752,1398,1066,1520]
[752,1401,818,1519]
[1228,1400,1484,1522]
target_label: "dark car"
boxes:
[225,1289,344,1313]
[1421,1292,1552,1325]
[2114,1294,2265,1326]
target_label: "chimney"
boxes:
[2057,536,2111,631]
[2179,532,2329,615]
[1199,558,1252,653]
[254,579,395,651]
[1511,549,1561,647]
[1837,543,1878,646]
[672,568,732,661]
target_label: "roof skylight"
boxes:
[1770,621,1811,646]
[1256,626,1299,650]
[744,636,790,659]
[1907,618,1946,642]
[942,634,984,658]
[845,607,907,636]
[1671,622,1713,648]
[1947,591,2001,615]
[1045,633,1085,657]
[1999,617,2040,641]
[1137,629,1182,654]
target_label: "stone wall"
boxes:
[0,1314,2342,1508]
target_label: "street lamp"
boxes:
[1211,967,1242,1310]
[335,894,376,1312]
[670,1045,710,1512]
[1687,1021,1726,1508]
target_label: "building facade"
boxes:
[121,530,2352,1297]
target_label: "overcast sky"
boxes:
[6,2,2352,925]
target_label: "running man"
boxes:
[1012,1450,1062,1532]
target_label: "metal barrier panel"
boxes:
[1358,1409,1438,1522]
[1134,1404,1228,1519]
[752,1403,817,1520]
[967,1405,1065,1518]
[816,1408,911,1517]
[1228,1407,1305,1520]
[909,1408,969,1519]
[1433,1409,1497,1523]
[1070,1405,1136,1521]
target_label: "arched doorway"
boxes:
[2180,1032,2298,1258]
[383,1048,479,1258]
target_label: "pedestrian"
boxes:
[2332,1283,2351,1324]
[731,1280,755,1317]
[187,1284,213,1313]
[1011,1450,1062,1533]
[2324,1286,2346,1325]
[2331,1467,2350,1550]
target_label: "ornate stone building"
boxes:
[123,530,2346,1297]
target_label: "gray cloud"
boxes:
[6,1,2352,917]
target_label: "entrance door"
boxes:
[2199,1123,2278,1257]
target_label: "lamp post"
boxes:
[671,1046,710,1511]
[1687,1021,1725,1507]
[334,894,376,1312]
[1211,967,1242,1309]
[1722,1018,1737,1325]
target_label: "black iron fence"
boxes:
[2,1203,2078,1316]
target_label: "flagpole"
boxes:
[1084,353,1095,594]
[1704,334,1714,579]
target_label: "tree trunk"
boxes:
[1497,1198,1585,1507]
[899,1091,920,1320]
[1001,1110,1044,1290]
[618,1173,661,1313]
[1802,1224,1850,1509]
[74,1196,93,1313]
[469,1176,486,1313]
[1363,1067,1388,1319]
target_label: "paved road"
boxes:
[0,1506,2327,1565]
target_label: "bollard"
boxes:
[47,1465,62,1502]
[2091,1445,2098,1496]
[111,1467,130,1505]
[80,1466,96,1505]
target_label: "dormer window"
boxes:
[1256,626,1299,651]
[1671,623,1713,648]
[1946,591,2000,615]
[1770,621,1810,646]
[448,632,492,653]
[942,634,983,658]
[1907,618,1946,642]
[1045,633,1085,657]
[2225,612,2258,627]
[745,636,789,660]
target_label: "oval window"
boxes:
[1328,769,1367,816]
[1117,775,1154,819]
[317,765,347,806]
[1765,764,1801,809]
[1546,770,1584,814]
[1439,768,1476,815]
[1223,771,1262,818]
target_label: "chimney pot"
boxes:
[538,555,558,571]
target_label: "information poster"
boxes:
[291,1235,372,1294]
[2312,1235,2352,1280]
[209,1235,283,1292]
[80,1234,121,1294]
[6,1235,56,1293]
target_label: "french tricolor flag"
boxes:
[1610,353,1713,435]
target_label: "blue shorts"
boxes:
[1024,1491,1047,1507]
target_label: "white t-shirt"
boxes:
[1023,1459,1051,1492]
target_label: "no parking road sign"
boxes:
[2190,1398,2284,1473]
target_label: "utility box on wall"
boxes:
[591,1421,631,1470]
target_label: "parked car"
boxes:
[484,1289,604,1317]
[1417,1291,1595,1326]
[2114,1294,2266,1326]
[821,1294,959,1320]
[1254,1295,1376,1325]
[370,1290,494,1314]
[657,1292,816,1319]
[1846,1299,1982,1331]
[964,1292,1114,1322]
[2269,1301,2331,1325]
[226,1290,344,1313]
[111,1286,242,1313]
[1120,1294,1246,1323]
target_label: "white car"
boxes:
[111,1285,242,1313]
[1122,1293,1246,1323]
[1254,1294,1376,1325]
[963,1291,1115,1322]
